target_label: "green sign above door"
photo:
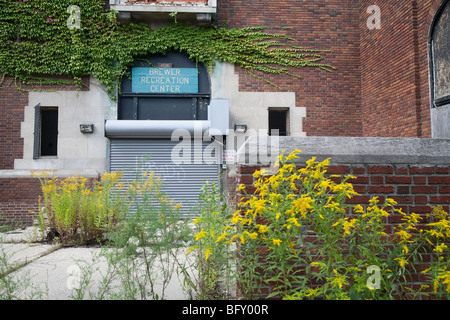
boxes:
[132,67,199,94]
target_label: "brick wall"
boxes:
[217,0,364,137]
[359,0,438,138]
[0,79,28,170]
[217,0,441,138]
[0,178,42,227]
[236,163,450,216]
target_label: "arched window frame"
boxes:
[428,0,450,108]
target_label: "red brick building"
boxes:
[0,0,449,226]
[217,0,448,138]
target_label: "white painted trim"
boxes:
[111,4,216,13]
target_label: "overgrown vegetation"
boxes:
[0,236,47,300]
[37,172,129,244]
[182,182,235,299]
[3,152,449,300]
[189,150,450,300]
[0,0,334,98]
[68,169,192,300]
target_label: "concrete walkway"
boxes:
[0,227,190,300]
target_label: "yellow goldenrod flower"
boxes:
[174,203,183,210]
[283,163,295,173]
[394,257,408,268]
[259,184,269,197]
[330,269,347,289]
[292,196,314,218]
[257,224,269,233]
[317,179,332,191]
[237,184,246,192]
[246,231,258,240]
[386,198,397,206]
[324,201,340,211]
[395,229,414,243]
[269,193,283,203]
[332,221,340,227]
[380,210,390,217]
[287,217,301,228]
[311,261,326,268]
[286,150,301,161]
[286,194,297,201]
[402,245,409,255]
[434,243,448,253]
[204,248,212,260]
[409,212,421,224]
[306,157,317,168]
[267,174,280,185]
[428,229,445,239]
[215,233,227,243]
[193,217,202,224]
[253,170,262,178]
[437,272,450,293]
[253,199,266,216]
[290,181,298,191]
[354,204,364,214]
[194,229,207,241]
[231,210,243,224]
[287,240,297,256]
[425,237,434,246]
[342,218,357,235]
[421,268,432,274]
[277,153,284,162]
[434,278,440,294]
[272,238,282,246]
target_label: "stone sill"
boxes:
[236,137,450,166]
[110,0,216,13]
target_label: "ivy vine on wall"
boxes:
[0,0,334,99]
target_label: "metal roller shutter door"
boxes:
[109,139,220,215]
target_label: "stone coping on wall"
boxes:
[235,137,450,166]
[0,169,101,179]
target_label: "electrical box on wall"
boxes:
[208,100,229,136]
[80,124,94,134]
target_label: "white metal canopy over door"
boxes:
[109,138,221,215]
